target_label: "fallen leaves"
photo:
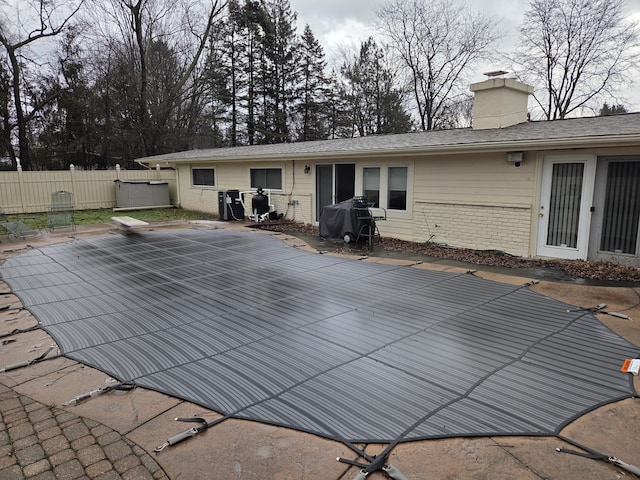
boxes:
[256,221,640,282]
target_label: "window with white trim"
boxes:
[362,167,380,207]
[192,168,215,187]
[387,166,407,210]
[250,168,282,190]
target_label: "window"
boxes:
[192,168,215,187]
[388,166,407,210]
[250,168,282,190]
[363,167,380,207]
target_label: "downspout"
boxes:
[175,165,181,208]
[135,159,152,169]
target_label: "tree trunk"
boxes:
[6,46,31,170]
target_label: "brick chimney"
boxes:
[470,76,533,130]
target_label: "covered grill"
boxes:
[319,198,361,243]
[319,197,384,244]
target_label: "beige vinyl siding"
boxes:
[179,159,312,220]
[411,152,536,256]
[178,163,224,214]
[413,152,536,206]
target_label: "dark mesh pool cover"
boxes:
[1,230,637,444]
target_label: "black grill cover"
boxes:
[319,199,360,240]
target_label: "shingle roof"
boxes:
[138,113,640,164]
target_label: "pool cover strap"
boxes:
[556,436,640,476]
[0,344,55,373]
[0,324,39,338]
[338,442,409,479]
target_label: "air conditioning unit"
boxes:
[217,190,244,221]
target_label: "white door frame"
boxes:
[314,163,356,223]
[536,154,596,259]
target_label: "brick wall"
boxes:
[415,202,532,257]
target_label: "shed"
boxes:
[114,180,171,210]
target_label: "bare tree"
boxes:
[512,0,639,120]
[88,0,227,157]
[0,0,84,170]
[376,0,498,131]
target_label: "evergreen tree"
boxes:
[599,103,628,116]
[33,29,97,169]
[260,0,299,143]
[244,1,269,145]
[328,70,358,138]
[202,19,234,147]
[296,24,330,141]
[226,0,248,146]
[339,37,412,136]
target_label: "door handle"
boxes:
[539,213,544,217]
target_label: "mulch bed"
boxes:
[255,221,640,282]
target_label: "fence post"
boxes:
[16,160,28,214]
[69,164,79,209]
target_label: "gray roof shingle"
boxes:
[138,113,640,163]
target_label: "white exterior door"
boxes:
[536,155,596,259]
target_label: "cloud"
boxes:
[292,0,640,110]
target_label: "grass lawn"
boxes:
[74,208,218,225]
[10,208,218,226]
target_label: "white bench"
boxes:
[111,216,149,231]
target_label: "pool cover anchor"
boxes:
[566,303,632,320]
[344,465,408,480]
[154,415,226,453]
[556,436,640,477]
[154,427,201,453]
[63,383,136,406]
[0,344,55,373]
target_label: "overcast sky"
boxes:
[291,0,640,109]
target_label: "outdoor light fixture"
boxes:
[304,165,310,174]
[506,152,524,168]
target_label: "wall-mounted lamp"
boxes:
[506,152,524,168]
[304,165,311,174]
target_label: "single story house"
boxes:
[138,78,640,266]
